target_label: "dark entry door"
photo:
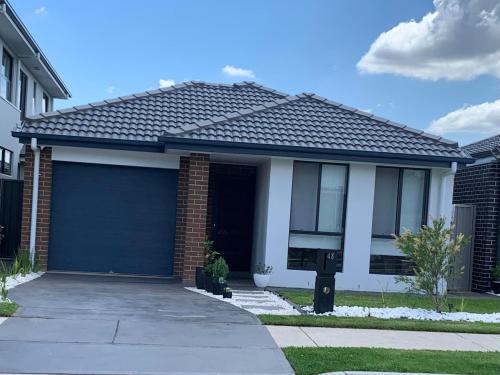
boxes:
[212,169,256,273]
[48,162,178,276]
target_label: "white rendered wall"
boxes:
[51,146,180,169]
[251,160,271,270]
[262,158,456,292]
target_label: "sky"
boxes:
[10,0,500,146]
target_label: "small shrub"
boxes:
[395,217,468,312]
[212,257,229,282]
[492,266,500,281]
[0,275,7,301]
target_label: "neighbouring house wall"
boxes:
[0,98,21,179]
[453,161,500,292]
[251,160,271,271]
[262,158,454,292]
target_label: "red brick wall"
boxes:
[20,147,53,270]
[181,153,210,283]
[173,156,189,277]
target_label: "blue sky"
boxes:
[11,0,500,146]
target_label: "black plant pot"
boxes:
[205,276,214,293]
[223,290,232,299]
[492,281,500,294]
[195,267,205,289]
[213,280,226,296]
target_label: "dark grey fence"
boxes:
[0,179,23,259]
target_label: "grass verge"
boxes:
[278,290,500,313]
[283,347,500,375]
[259,314,500,334]
[0,301,18,317]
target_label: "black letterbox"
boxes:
[316,249,337,275]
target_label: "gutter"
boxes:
[29,138,40,263]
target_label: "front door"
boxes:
[212,167,256,274]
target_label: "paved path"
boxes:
[267,325,500,351]
[0,274,293,374]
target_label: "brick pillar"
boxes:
[20,147,53,270]
[182,153,210,284]
[173,156,189,278]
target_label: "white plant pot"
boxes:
[253,273,271,288]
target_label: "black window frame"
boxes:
[42,92,50,112]
[1,48,14,102]
[0,147,13,176]
[19,70,28,117]
[287,161,350,271]
[371,166,430,239]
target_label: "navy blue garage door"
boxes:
[48,162,178,276]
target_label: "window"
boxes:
[42,92,50,112]
[370,167,429,275]
[372,167,429,237]
[18,70,28,117]
[1,49,14,102]
[0,147,13,176]
[32,81,37,114]
[288,162,348,271]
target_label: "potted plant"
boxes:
[204,263,214,293]
[223,287,232,299]
[253,263,273,288]
[492,265,500,294]
[212,257,229,296]
[196,239,216,289]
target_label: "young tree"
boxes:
[394,217,468,312]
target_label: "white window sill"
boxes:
[0,95,21,113]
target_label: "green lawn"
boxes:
[283,347,500,375]
[279,290,500,313]
[259,314,500,334]
[0,301,18,317]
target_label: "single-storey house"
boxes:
[453,134,500,292]
[13,81,472,291]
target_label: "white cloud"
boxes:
[358,0,500,80]
[34,6,48,15]
[222,65,255,78]
[428,99,500,134]
[106,85,116,94]
[159,79,175,88]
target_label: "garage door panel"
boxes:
[48,162,177,276]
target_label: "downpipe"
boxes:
[29,138,41,263]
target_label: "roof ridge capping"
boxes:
[166,93,304,136]
[305,93,459,149]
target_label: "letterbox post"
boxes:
[313,250,336,314]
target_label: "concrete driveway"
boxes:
[0,273,293,375]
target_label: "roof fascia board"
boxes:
[14,133,165,153]
[161,137,471,167]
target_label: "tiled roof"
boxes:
[165,93,469,161]
[14,81,469,162]
[16,81,286,142]
[461,134,500,157]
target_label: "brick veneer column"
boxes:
[453,161,500,292]
[173,156,189,278]
[20,147,53,270]
[182,153,210,284]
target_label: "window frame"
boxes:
[0,147,13,176]
[371,166,430,239]
[42,92,50,112]
[287,161,350,272]
[18,69,28,117]
[1,48,14,102]
[289,160,350,237]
